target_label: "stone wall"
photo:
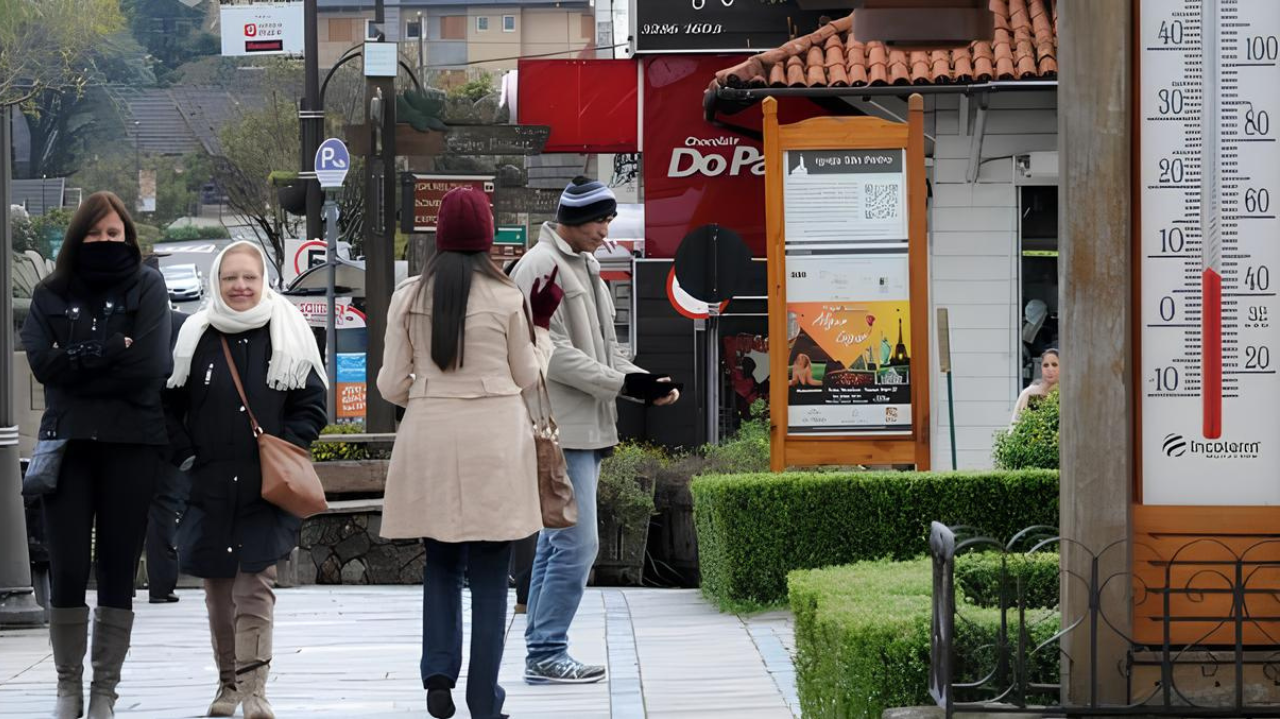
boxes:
[297,503,424,585]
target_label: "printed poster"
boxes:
[785,252,912,434]
[783,149,907,245]
[336,353,366,420]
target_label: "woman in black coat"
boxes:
[165,241,326,719]
[20,191,173,719]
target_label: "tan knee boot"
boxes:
[206,611,238,716]
[235,615,274,719]
[49,606,89,719]
[86,607,133,719]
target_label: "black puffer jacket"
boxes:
[165,325,327,578]
[21,266,173,445]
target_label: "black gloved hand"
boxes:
[623,373,674,405]
[66,339,106,369]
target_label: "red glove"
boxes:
[529,266,563,330]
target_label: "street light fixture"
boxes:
[417,11,425,80]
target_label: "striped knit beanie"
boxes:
[557,176,617,226]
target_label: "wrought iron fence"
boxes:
[929,521,1280,718]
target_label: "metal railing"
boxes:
[929,522,1280,718]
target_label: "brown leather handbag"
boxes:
[530,374,577,529]
[220,336,328,519]
[521,299,577,529]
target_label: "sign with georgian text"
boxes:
[220,2,304,56]
[634,0,828,53]
[411,175,495,232]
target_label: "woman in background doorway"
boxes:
[1011,348,1060,425]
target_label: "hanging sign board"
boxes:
[763,96,930,471]
[633,0,828,53]
[1132,0,1280,646]
[220,2,304,56]
[410,175,495,232]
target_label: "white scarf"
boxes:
[168,241,329,390]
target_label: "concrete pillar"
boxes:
[1058,0,1133,705]
[0,104,44,628]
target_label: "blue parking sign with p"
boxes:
[315,138,350,189]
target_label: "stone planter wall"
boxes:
[315,459,388,495]
[297,501,424,585]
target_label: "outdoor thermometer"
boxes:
[1140,0,1280,505]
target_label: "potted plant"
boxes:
[593,444,663,585]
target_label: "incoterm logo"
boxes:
[1163,432,1261,459]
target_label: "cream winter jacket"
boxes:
[511,223,643,450]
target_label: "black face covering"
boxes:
[76,241,141,289]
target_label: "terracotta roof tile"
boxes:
[786,56,806,87]
[713,0,1058,91]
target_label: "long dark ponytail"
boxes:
[424,250,512,371]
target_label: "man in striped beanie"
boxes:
[555,175,617,227]
[511,177,680,685]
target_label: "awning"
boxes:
[284,258,411,297]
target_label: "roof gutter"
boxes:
[705,78,1056,131]
[714,79,1057,103]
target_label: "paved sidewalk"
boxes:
[0,587,797,718]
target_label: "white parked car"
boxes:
[161,263,205,302]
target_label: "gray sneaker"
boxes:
[524,656,607,685]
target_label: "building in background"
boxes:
[316,0,595,81]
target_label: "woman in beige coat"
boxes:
[377,187,562,719]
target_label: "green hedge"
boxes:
[789,559,1060,719]
[954,551,1059,610]
[692,469,1058,609]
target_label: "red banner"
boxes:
[518,60,639,153]
[642,55,825,258]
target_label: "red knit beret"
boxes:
[435,187,494,253]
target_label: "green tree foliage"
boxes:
[992,390,1060,470]
[0,0,125,107]
[447,72,495,103]
[71,151,208,229]
[121,0,218,85]
[211,60,368,272]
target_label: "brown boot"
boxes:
[85,607,133,719]
[49,606,89,719]
[206,610,238,716]
[235,615,274,719]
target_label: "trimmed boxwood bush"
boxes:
[692,469,1058,609]
[789,559,1060,719]
[954,551,1059,610]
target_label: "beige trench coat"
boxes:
[376,271,548,542]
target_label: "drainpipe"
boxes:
[966,92,990,183]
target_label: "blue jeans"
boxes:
[420,539,513,719]
[524,448,602,664]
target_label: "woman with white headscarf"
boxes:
[165,241,327,719]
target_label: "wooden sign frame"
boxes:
[762,95,931,472]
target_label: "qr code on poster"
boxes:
[864,183,899,220]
